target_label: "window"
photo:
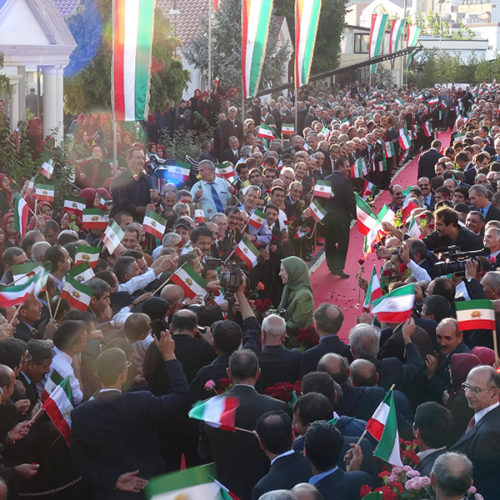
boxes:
[354,33,369,54]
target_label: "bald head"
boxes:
[262,314,286,345]
[0,364,15,404]
[317,353,349,385]
[161,284,184,305]
[291,483,322,500]
[350,358,378,387]
[431,452,473,497]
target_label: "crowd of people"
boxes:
[0,79,498,500]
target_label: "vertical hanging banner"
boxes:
[295,0,322,88]
[405,24,421,69]
[389,18,405,69]
[241,0,274,98]
[112,0,156,121]
[369,13,388,75]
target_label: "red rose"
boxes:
[399,263,408,273]
[491,255,497,264]
[374,486,398,500]
[378,470,392,478]
[255,299,263,307]
[360,485,373,497]
[358,259,365,265]
[382,270,393,277]
[263,298,273,307]
[257,282,265,290]
[219,377,231,389]
[389,481,404,493]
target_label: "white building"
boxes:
[0,0,76,142]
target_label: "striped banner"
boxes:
[369,14,388,75]
[405,24,421,69]
[242,0,274,98]
[295,0,322,88]
[389,18,405,69]
[112,0,155,121]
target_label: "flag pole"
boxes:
[46,290,53,320]
[9,305,22,325]
[208,0,212,92]
[493,329,499,363]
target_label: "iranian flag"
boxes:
[41,369,63,402]
[35,184,54,202]
[102,221,125,254]
[61,275,94,312]
[384,141,396,158]
[405,24,421,68]
[355,193,379,235]
[456,299,495,331]
[257,124,275,140]
[406,215,421,239]
[170,263,207,300]
[389,19,405,68]
[143,210,167,239]
[248,209,265,229]
[295,0,322,88]
[12,262,44,286]
[371,284,415,323]
[363,180,376,199]
[366,389,402,466]
[235,237,260,268]
[99,192,112,211]
[40,159,54,178]
[313,180,332,198]
[427,97,439,106]
[64,196,86,217]
[321,126,331,142]
[241,0,273,98]
[67,262,95,284]
[146,464,240,500]
[399,129,411,150]
[0,275,37,308]
[189,396,239,431]
[43,376,73,446]
[195,209,205,224]
[309,198,327,223]
[169,162,191,183]
[282,123,295,135]
[351,157,367,178]
[217,162,235,180]
[369,13,388,74]
[82,209,109,230]
[363,265,382,310]
[74,246,100,268]
[112,0,155,121]
[395,97,405,106]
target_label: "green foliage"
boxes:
[410,12,474,40]
[64,2,189,114]
[161,130,212,161]
[184,0,291,92]
[0,53,11,96]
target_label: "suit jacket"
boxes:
[203,385,288,500]
[220,118,244,150]
[221,148,241,165]
[251,452,311,499]
[484,204,500,223]
[313,467,375,500]
[71,360,190,500]
[256,345,302,393]
[416,448,446,477]
[300,336,352,377]
[417,148,442,179]
[324,171,356,221]
[450,405,500,500]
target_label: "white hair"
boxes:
[261,314,286,336]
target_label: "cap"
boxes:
[174,217,192,230]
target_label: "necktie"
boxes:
[465,416,475,433]
[209,182,224,213]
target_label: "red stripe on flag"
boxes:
[60,290,88,312]
[374,310,413,323]
[0,291,32,308]
[219,397,239,431]
[113,0,126,121]
[366,418,384,441]
[235,246,253,268]
[372,288,383,301]
[241,0,248,97]
[170,273,196,299]
[43,397,71,446]
[458,319,495,331]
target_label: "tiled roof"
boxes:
[52,0,79,18]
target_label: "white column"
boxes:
[55,66,64,144]
[42,66,58,142]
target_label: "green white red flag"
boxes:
[195,208,205,224]
[235,237,260,268]
[42,376,74,446]
[389,19,405,68]
[366,389,402,466]
[313,180,332,198]
[295,0,322,88]
[170,263,207,300]
[102,221,125,254]
[309,198,327,223]
[168,162,191,183]
[282,123,295,135]
[74,246,100,268]
[372,284,415,323]
[189,396,239,431]
[143,210,167,239]
[0,275,37,308]
[363,265,382,310]
[248,209,265,229]
[35,184,54,202]
[82,209,109,230]
[99,192,112,211]
[41,369,63,402]
[395,97,405,106]
[399,129,411,150]
[67,262,95,284]
[423,121,433,138]
[64,196,86,217]
[355,193,379,235]
[216,162,235,180]
[112,0,155,121]
[39,159,54,179]
[61,275,94,311]
[405,24,421,68]
[257,124,275,140]
[241,0,274,98]
[12,262,44,285]
[363,180,376,199]
[456,299,495,331]
[369,13,388,74]
[351,157,367,178]
[406,215,421,239]
[384,141,396,158]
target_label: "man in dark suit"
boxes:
[15,295,43,342]
[323,157,356,278]
[201,349,288,500]
[431,452,474,500]
[450,366,500,499]
[418,177,436,210]
[305,421,375,500]
[196,141,217,163]
[469,184,500,224]
[413,402,451,477]
[417,139,442,180]
[251,411,311,499]
[300,303,351,377]
[71,333,191,500]
[256,314,302,393]
[221,136,241,165]
[220,106,243,151]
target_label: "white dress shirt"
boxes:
[50,346,83,406]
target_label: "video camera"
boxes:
[205,257,244,296]
[434,245,495,276]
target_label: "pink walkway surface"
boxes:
[310,131,452,342]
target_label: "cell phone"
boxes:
[151,320,166,340]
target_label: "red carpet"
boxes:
[310,131,452,342]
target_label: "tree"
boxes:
[410,12,474,40]
[64,0,189,114]
[184,0,291,93]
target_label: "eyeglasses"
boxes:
[462,383,493,394]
